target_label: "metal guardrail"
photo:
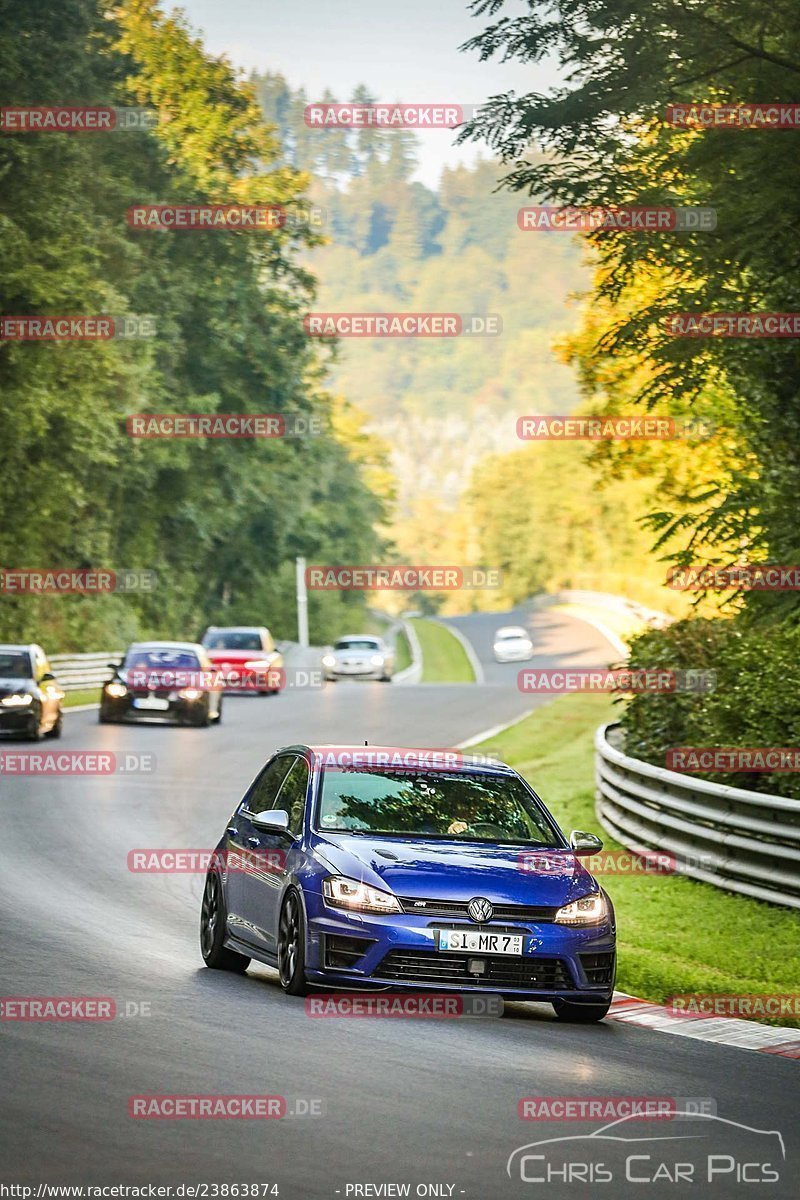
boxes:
[49,651,123,693]
[595,722,800,909]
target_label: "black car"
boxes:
[0,644,64,740]
[100,641,223,727]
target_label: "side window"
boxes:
[276,758,311,837]
[243,756,294,816]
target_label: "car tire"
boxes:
[278,890,309,996]
[213,701,223,724]
[200,870,250,973]
[380,674,392,682]
[98,709,116,724]
[26,711,42,741]
[44,709,63,739]
[552,998,611,1023]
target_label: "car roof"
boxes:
[204,626,266,632]
[127,640,204,651]
[334,633,382,641]
[495,625,529,637]
[276,743,515,774]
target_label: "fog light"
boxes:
[467,958,487,975]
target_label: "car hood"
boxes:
[311,834,597,906]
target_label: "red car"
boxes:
[201,626,283,695]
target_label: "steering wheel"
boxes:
[461,821,508,838]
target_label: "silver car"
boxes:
[492,625,534,663]
[322,635,395,682]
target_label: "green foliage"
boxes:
[0,1,387,650]
[621,615,800,798]
[462,0,800,608]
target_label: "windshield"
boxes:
[203,631,262,651]
[334,638,380,651]
[317,768,561,845]
[0,650,31,679]
[123,647,201,670]
[497,630,528,640]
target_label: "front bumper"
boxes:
[101,692,208,722]
[0,705,37,733]
[303,898,615,1000]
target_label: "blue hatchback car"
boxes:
[200,745,616,1021]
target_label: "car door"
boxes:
[256,755,311,943]
[225,755,295,948]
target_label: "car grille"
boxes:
[579,952,615,987]
[398,897,558,922]
[375,950,574,990]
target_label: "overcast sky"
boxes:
[178,0,559,187]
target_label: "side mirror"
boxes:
[108,662,122,671]
[40,672,56,682]
[251,809,290,833]
[569,830,603,856]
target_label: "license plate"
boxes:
[133,697,169,711]
[437,929,523,955]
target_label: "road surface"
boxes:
[0,606,796,1197]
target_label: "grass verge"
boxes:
[412,618,475,684]
[475,692,800,1028]
[62,689,100,708]
[394,627,412,673]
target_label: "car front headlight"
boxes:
[244,659,271,671]
[1,693,33,707]
[323,875,401,914]
[105,682,128,698]
[370,654,384,666]
[322,654,336,668]
[178,687,203,701]
[555,893,608,926]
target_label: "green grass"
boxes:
[474,692,800,1028]
[62,689,100,708]
[412,618,475,684]
[394,627,412,673]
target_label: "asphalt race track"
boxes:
[1,606,797,1198]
